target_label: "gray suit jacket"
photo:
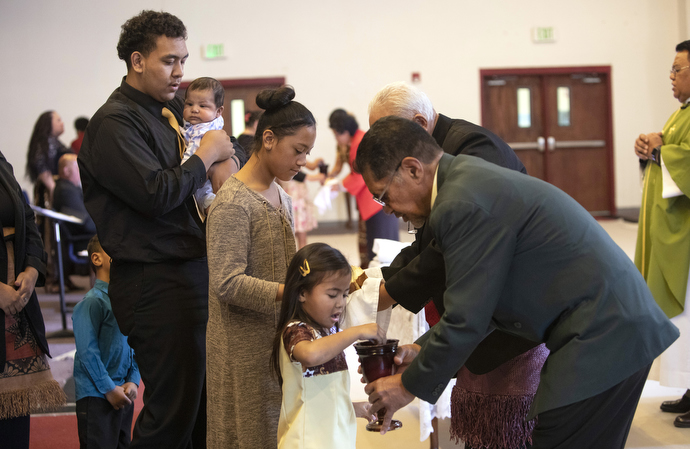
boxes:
[401,153,679,418]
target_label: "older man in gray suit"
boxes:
[357,116,679,449]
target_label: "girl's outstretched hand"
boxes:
[359,323,386,345]
[353,401,376,422]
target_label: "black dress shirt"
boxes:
[78,78,208,263]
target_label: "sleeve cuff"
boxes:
[401,358,447,404]
[184,153,208,187]
[96,377,117,396]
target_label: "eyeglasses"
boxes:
[372,162,401,206]
[670,66,690,76]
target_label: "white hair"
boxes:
[368,81,435,124]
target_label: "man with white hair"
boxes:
[369,82,526,176]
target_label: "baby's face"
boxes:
[184,89,222,125]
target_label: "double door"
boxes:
[480,68,614,216]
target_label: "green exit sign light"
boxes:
[203,44,225,60]
[532,27,556,43]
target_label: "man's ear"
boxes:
[263,129,275,150]
[412,114,428,131]
[131,52,145,74]
[400,156,425,181]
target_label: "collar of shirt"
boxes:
[431,113,451,145]
[431,163,440,209]
[119,76,169,119]
[93,278,109,295]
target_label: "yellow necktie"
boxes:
[161,107,186,159]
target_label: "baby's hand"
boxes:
[358,323,386,345]
[353,401,376,422]
[105,385,132,410]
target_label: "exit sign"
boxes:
[532,27,556,43]
[202,43,226,60]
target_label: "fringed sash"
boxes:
[450,344,549,449]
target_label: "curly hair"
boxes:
[117,10,187,70]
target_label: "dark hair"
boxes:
[74,117,89,132]
[244,110,262,127]
[252,85,316,155]
[87,235,103,275]
[355,115,442,180]
[328,109,359,136]
[677,41,690,54]
[117,10,187,71]
[270,243,351,386]
[26,111,55,181]
[185,77,224,109]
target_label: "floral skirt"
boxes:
[0,237,65,419]
[281,180,317,233]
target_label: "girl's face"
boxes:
[183,88,223,125]
[299,271,351,329]
[263,125,316,182]
[51,112,64,137]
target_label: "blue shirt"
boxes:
[72,279,140,401]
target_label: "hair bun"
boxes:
[256,85,296,112]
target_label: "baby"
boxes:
[182,77,238,216]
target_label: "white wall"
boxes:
[0,0,683,220]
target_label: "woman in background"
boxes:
[26,111,73,293]
[328,109,399,268]
[26,111,71,205]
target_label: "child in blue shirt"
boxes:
[72,235,140,448]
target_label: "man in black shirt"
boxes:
[78,11,235,449]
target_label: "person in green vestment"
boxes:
[634,39,690,429]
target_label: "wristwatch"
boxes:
[650,145,661,165]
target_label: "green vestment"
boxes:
[635,105,690,318]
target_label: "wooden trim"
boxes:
[180,76,286,90]
[480,66,611,77]
[604,70,617,217]
[539,75,551,180]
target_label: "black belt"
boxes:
[650,146,661,166]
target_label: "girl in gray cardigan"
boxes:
[206,86,317,449]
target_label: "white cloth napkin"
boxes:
[313,179,341,215]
